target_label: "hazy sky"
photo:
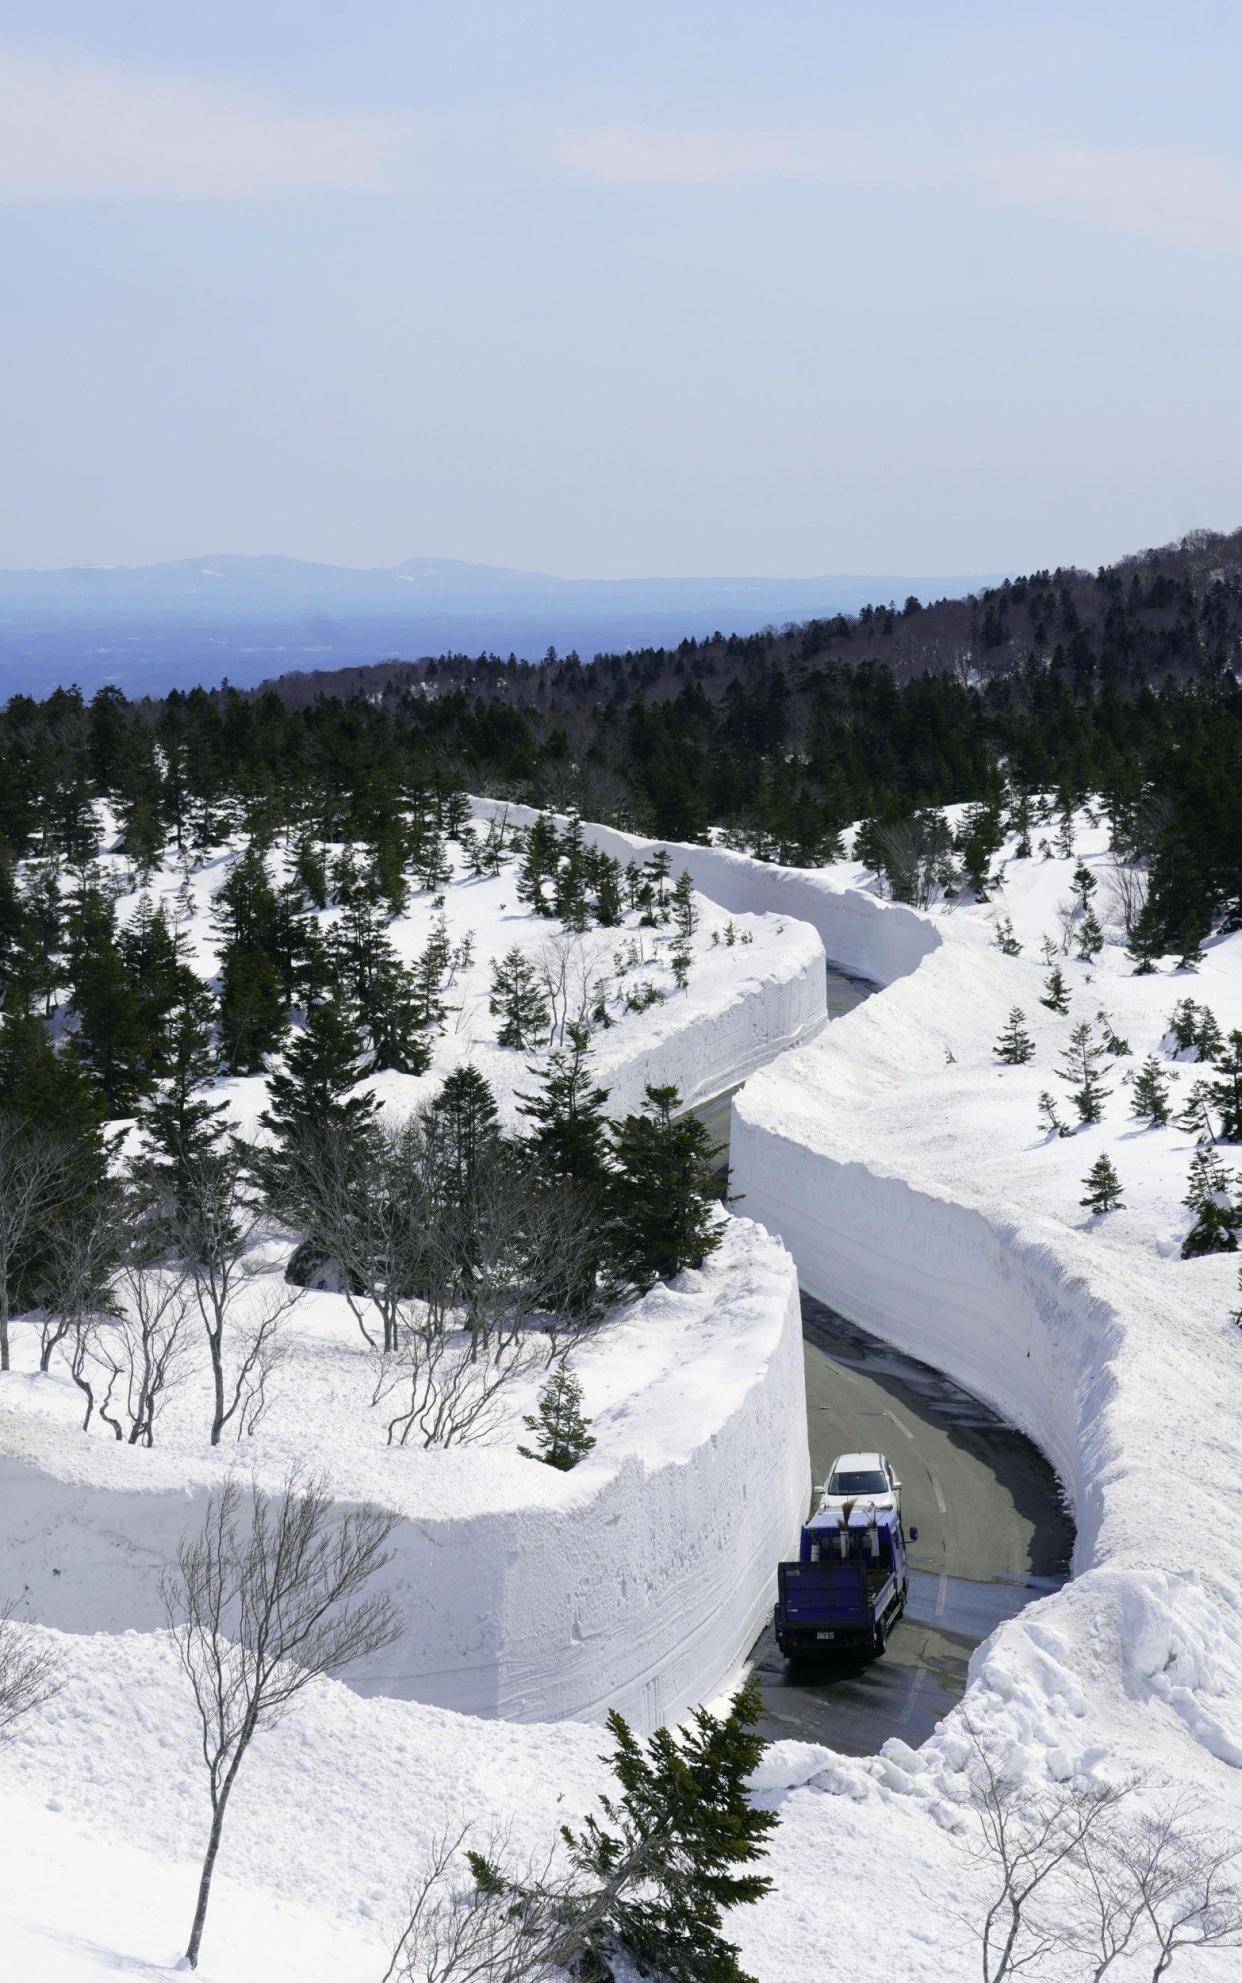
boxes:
[2,1,1241,578]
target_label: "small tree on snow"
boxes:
[1038,1091,1072,1140]
[1175,1080,1217,1144]
[991,916,1022,956]
[165,1471,399,1970]
[670,870,698,946]
[1209,1029,1242,1143]
[488,945,550,1050]
[518,1364,596,1471]
[1130,1055,1172,1128]
[1081,1155,1124,1216]
[1181,1143,1239,1259]
[1058,1021,1111,1126]
[1075,907,1104,962]
[1040,967,1071,1015]
[995,1008,1035,1066]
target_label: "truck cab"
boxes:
[774,1503,911,1660]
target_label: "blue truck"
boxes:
[774,1503,915,1660]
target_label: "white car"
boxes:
[819,1450,902,1517]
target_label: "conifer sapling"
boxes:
[518,1364,596,1471]
[995,1008,1035,1066]
[1081,1155,1124,1216]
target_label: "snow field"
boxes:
[102,813,827,1143]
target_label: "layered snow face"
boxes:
[2,1218,809,1731]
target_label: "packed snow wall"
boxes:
[0,1222,809,1736]
[471,797,940,988]
[728,1124,1098,1563]
[590,911,827,1119]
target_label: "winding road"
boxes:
[693,963,1074,1757]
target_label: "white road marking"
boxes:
[883,1408,914,1440]
[931,1472,947,1514]
[900,1666,928,1725]
[936,1573,948,1619]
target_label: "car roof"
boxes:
[829,1452,887,1471]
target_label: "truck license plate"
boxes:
[816,1631,836,1641]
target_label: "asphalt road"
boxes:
[750,1298,1072,1754]
[689,964,1074,1756]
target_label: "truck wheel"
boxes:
[873,1620,886,1657]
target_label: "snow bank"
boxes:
[471,797,938,987]
[1,1220,809,1735]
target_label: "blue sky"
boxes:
[2,1,1240,577]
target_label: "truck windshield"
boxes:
[829,1470,888,1494]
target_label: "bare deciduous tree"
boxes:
[952,1720,1132,1981]
[0,1610,62,1745]
[0,1116,78,1372]
[374,1314,542,1449]
[383,1823,577,1983]
[535,933,612,1047]
[163,1469,400,1970]
[1101,857,1150,943]
[92,1258,193,1446]
[172,1148,300,1445]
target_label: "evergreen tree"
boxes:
[644,847,673,915]
[516,1024,611,1185]
[1194,1007,1224,1061]
[591,851,624,928]
[66,873,151,1114]
[489,945,550,1049]
[1209,1029,1242,1142]
[257,996,377,1181]
[518,1364,596,1470]
[609,1084,721,1289]
[1075,907,1104,961]
[1129,1055,1171,1128]
[1058,1021,1111,1125]
[133,979,228,1204]
[1080,1154,1124,1215]
[1126,897,1162,974]
[992,916,1022,956]
[518,815,559,914]
[1037,1090,1072,1139]
[1040,967,1070,1014]
[994,1008,1035,1065]
[1070,863,1097,908]
[427,1065,501,1211]
[468,1676,775,1983]
[1166,998,1201,1054]
[1181,1142,1239,1258]
[1174,1079,1217,1143]
[671,871,699,947]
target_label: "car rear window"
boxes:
[829,1469,888,1494]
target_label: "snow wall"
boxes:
[591,912,826,1121]
[0,1222,809,1737]
[470,798,940,989]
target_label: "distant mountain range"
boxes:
[0,553,1006,700]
